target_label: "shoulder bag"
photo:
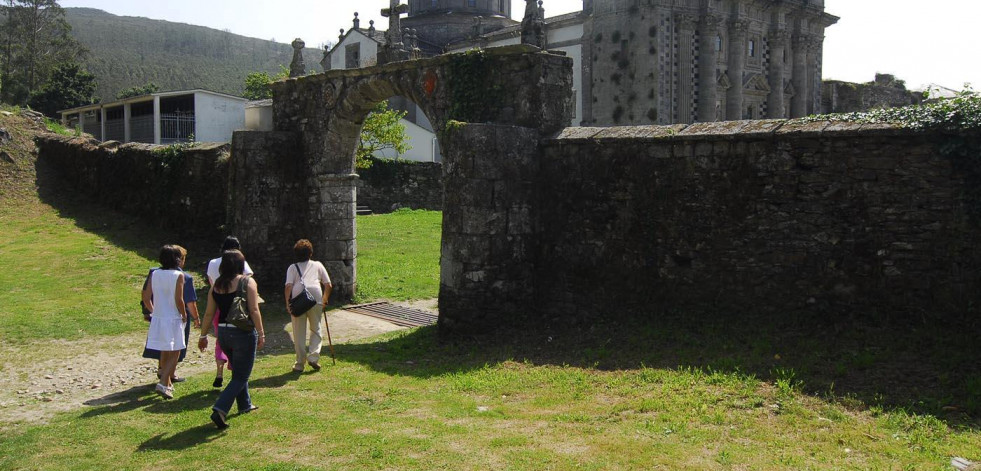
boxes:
[289,263,318,316]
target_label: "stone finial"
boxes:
[520,0,546,49]
[353,12,360,30]
[339,28,345,42]
[369,20,375,34]
[289,38,306,77]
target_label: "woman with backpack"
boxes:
[198,249,265,429]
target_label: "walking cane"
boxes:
[322,305,336,365]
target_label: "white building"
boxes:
[60,89,248,144]
[324,23,442,163]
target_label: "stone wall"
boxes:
[822,75,922,114]
[438,124,542,334]
[535,121,981,322]
[356,158,443,213]
[227,131,332,293]
[34,135,230,242]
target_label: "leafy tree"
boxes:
[116,82,159,99]
[0,0,84,105]
[27,61,96,117]
[242,65,288,100]
[357,101,411,169]
[243,72,273,100]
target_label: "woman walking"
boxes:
[198,249,265,429]
[142,245,200,383]
[142,245,188,400]
[284,239,332,372]
[205,237,254,388]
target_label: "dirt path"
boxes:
[0,300,435,429]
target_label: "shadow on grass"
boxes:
[33,155,214,273]
[138,424,225,451]
[337,312,981,430]
[81,387,216,419]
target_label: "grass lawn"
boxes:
[0,123,978,468]
[354,208,441,302]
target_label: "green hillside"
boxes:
[64,7,322,100]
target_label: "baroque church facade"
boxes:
[322,0,837,156]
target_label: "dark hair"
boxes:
[215,249,246,292]
[293,239,313,262]
[220,236,242,252]
[158,245,182,270]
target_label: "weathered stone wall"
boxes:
[34,135,229,242]
[438,124,542,335]
[262,46,574,302]
[356,158,443,213]
[226,131,335,293]
[536,121,981,322]
[822,77,922,114]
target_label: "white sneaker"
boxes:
[155,383,173,400]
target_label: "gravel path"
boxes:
[0,301,434,429]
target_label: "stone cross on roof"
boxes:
[381,0,409,48]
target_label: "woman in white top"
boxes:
[284,239,332,372]
[142,245,188,399]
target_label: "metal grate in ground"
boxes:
[344,302,438,327]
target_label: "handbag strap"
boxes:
[236,274,251,298]
[293,263,311,290]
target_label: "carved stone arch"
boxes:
[230,45,574,336]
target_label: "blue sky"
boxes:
[59,0,979,91]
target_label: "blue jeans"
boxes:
[214,326,257,414]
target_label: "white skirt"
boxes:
[146,313,187,351]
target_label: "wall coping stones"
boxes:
[772,120,832,135]
[39,134,228,154]
[591,125,688,140]
[550,127,603,140]
[546,119,919,145]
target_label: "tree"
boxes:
[242,66,288,100]
[243,72,273,100]
[356,101,411,169]
[28,61,96,117]
[116,82,159,99]
[0,0,84,105]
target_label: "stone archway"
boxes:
[230,45,573,334]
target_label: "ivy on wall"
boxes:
[799,91,981,221]
[446,49,506,123]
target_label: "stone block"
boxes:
[319,202,355,220]
[551,127,603,141]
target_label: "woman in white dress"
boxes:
[142,245,188,399]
